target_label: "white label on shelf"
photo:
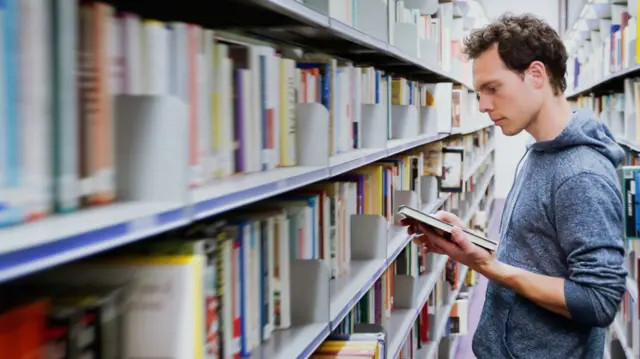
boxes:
[191,164,203,186]
[219,152,233,176]
[209,152,221,177]
[128,215,159,234]
[80,177,95,197]
[95,168,115,194]
[201,154,215,178]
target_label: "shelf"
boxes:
[247,323,330,359]
[418,265,470,359]
[193,166,330,219]
[329,149,390,176]
[387,255,449,359]
[0,125,494,284]
[387,134,450,157]
[566,64,640,99]
[0,202,187,283]
[617,138,640,153]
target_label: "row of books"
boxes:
[296,0,474,77]
[571,78,640,143]
[565,1,639,92]
[0,0,481,230]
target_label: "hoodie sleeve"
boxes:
[554,172,628,327]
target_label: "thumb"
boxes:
[451,226,473,252]
[435,210,462,226]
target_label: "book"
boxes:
[396,205,498,252]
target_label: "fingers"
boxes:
[434,210,464,227]
[450,226,473,253]
[407,223,422,236]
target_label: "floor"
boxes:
[455,199,505,359]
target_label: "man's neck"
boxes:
[526,95,573,142]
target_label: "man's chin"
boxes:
[499,125,523,137]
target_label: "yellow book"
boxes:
[636,1,640,64]
[353,165,383,215]
[313,340,379,359]
[391,78,405,105]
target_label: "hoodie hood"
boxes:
[528,107,625,167]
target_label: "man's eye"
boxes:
[487,87,497,94]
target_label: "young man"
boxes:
[400,13,628,359]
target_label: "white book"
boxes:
[221,55,235,176]
[143,21,168,95]
[265,216,275,341]
[274,213,292,329]
[121,14,141,95]
[21,0,51,217]
[198,29,213,181]
[239,69,252,172]
[281,58,297,166]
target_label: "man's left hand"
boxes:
[401,211,497,273]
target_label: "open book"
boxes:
[397,205,498,252]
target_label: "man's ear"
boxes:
[526,61,547,89]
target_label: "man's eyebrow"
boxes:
[477,81,499,91]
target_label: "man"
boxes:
[400,13,628,359]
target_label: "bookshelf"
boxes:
[565,1,640,358]
[0,0,496,358]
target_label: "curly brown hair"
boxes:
[463,13,568,96]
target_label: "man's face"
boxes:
[472,44,541,136]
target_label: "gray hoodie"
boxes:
[471,108,628,359]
